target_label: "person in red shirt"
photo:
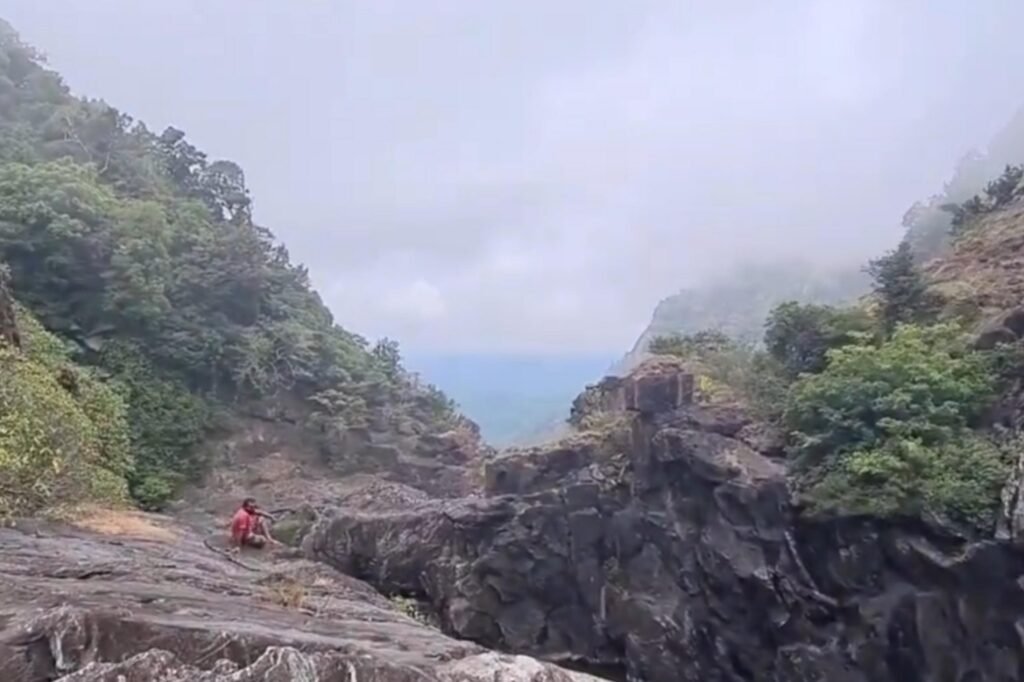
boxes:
[230,497,275,549]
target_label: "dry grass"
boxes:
[70,506,178,542]
[264,574,308,610]
[924,202,1024,319]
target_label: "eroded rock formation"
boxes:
[307,363,1024,682]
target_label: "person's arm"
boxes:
[254,509,281,544]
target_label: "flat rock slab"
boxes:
[0,514,603,682]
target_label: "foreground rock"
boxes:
[0,512,604,681]
[307,364,1024,682]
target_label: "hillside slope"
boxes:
[926,200,1024,318]
[0,19,470,516]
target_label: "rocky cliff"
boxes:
[304,363,1024,682]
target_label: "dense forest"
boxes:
[649,164,1024,532]
[0,21,456,515]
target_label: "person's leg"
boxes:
[253,516,277,546]
[244,534,266,549]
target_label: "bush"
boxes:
[865,242,938,334]
[98,342,211,510]
[805,436,1007,527]
[0,341,132,517]
[786,324,1004,527]
[650,330,789,419]
[763,301,874,377]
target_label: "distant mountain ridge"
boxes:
[611,262,870,376]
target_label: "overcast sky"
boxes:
[6,1,1024,353]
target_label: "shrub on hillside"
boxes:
[0,311,133,517]
[866,242,938,334]
[650,331,789,419]
[98,342,211,510]
[785,323,1005,527]
[763,301,874,378]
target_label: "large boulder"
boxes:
[569,358,694,427]
[621,361,694,414]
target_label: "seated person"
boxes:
[230,497,276,549]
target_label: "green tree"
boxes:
[763,301,874,377]
[97,342,210,509]
[866,241,936,334]
[372,338,402,379]
[785,324,1004,527]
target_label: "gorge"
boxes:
[5,11,1024,682]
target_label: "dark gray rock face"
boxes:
[308,385,1024,681]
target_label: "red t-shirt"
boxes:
[230,508,254,544]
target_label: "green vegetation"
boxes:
[97,342,211,509]
[0,20,457,514]
[651,220,1021,531]
[785,324,1005,526]
[648,331,789,419]
[866,241,938,333]
[0,304,132,516]
[763,302,874,378]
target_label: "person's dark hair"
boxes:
[242,497,256,507]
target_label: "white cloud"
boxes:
[384,279,448,321]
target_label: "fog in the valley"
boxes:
[8,1,1024,354]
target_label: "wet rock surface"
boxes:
[0,515,602,681]
[306,366,1024,681]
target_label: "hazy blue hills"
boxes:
[404,353,613,447]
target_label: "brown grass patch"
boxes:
[264,574,307,609]
[71,506,178,542]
